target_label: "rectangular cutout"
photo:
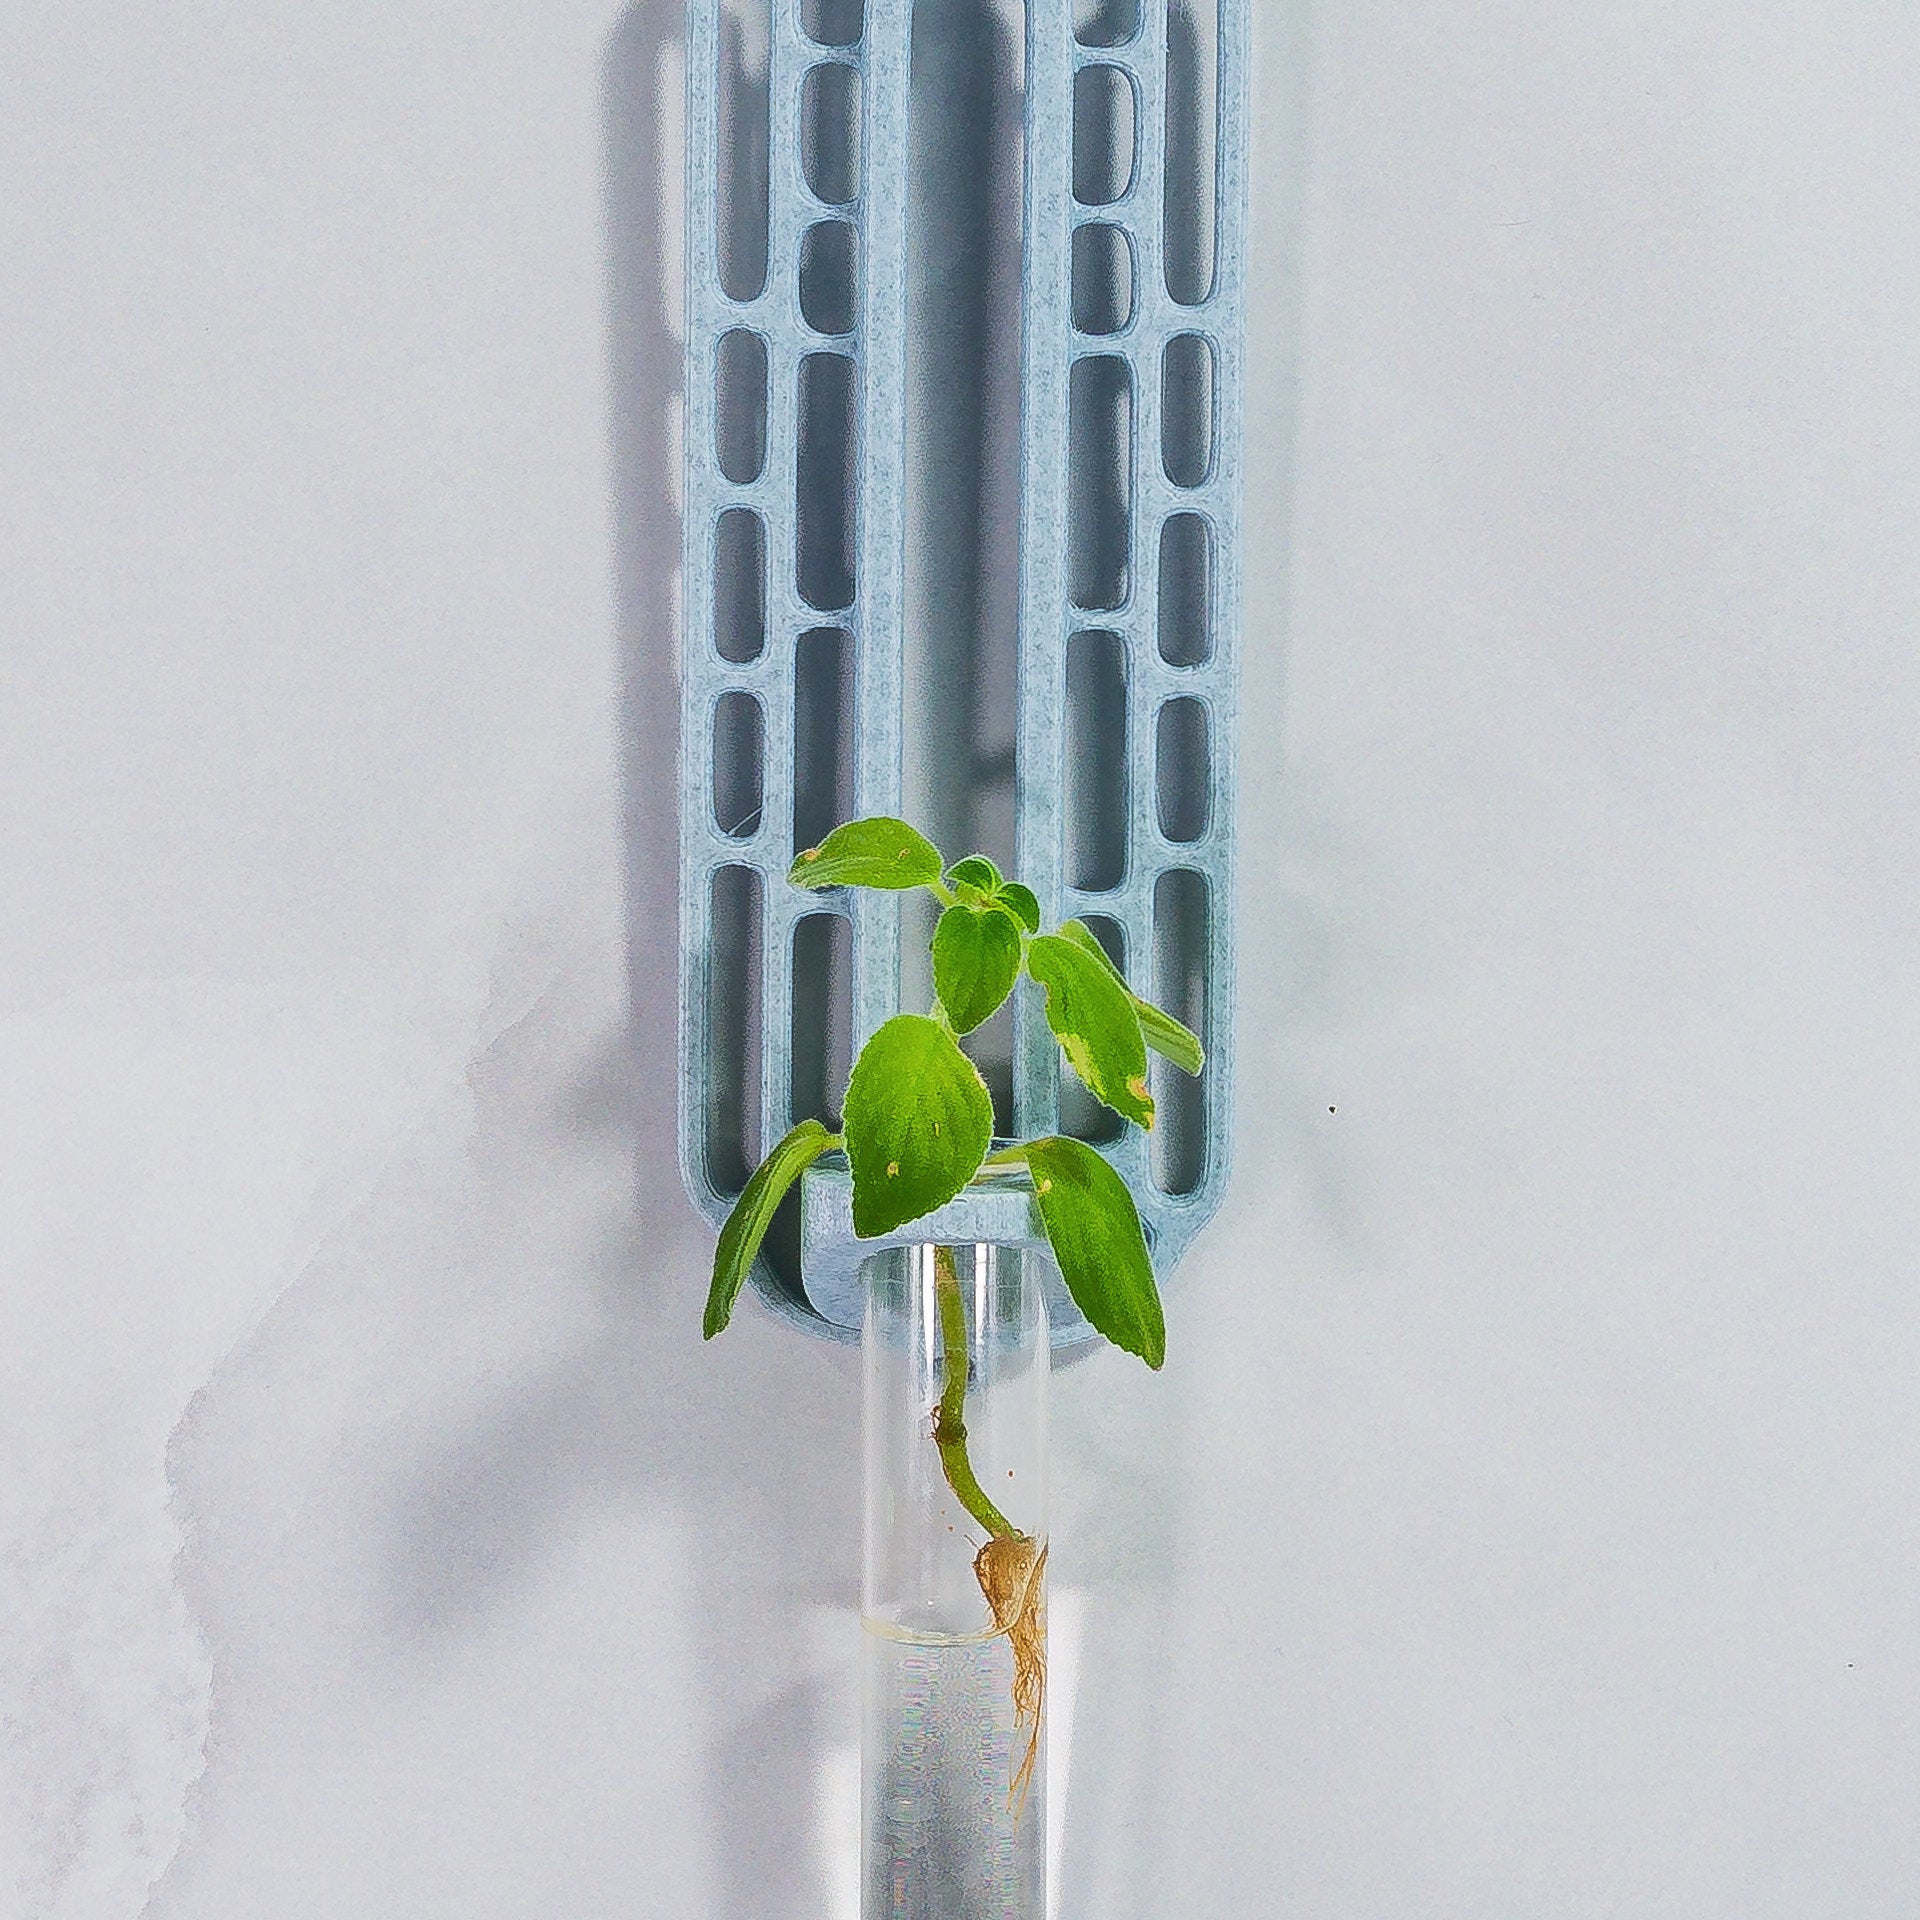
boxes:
[1155,695,1210,842]
[1059,1066,1126,1148]
[902,0,1026,888]
[1075,0,1140,47]
[793,625,855,854]
[1073,64,1136,206]
[797,352,856,611]
[800,218,858,336]
[1164,0,1218,304]
[706,864,765,1197]
[1068,356,1132,611]
[1156,511,1210,665]
[1160,332,1214,486]
[1150,867,1208,1195]
[714,507,767,662]
[791,911,854,1127]
[802,61,861,205]
[1072,222,1133,336]
[715,328,768,483]
[713,689,765,839]
[1066,629,1129,891]
[717,0,771,302]
[1079,914,1127,971]
[971,996,1016,1143]
[801,0,862,46]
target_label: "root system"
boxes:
[974,1530,1048,1819]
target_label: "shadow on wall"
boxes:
[600,6,869,1917]
[331,16,866,1868]
[135,4,1308,1915]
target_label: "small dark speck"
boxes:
[1328,1105,1336,1114]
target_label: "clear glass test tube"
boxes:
[862,1239,1049,1920]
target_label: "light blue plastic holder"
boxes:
[679,0,1248,1346]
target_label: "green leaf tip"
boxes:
[842,1014,995,1239]
[946,854,1002,896]
[994,1136,1165,1367]
[996,882,1041,934]
[789,817,944,891]
[932,903,1023,1034]
[1026,931,1155,1128]
[1056,920,1204,1077]
[704,1119,839,1340]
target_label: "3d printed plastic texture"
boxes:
[680,0,1247,1342]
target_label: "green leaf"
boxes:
[790,817,944,891]
[932,903,1023,1034]
[1026,932,1155,1128]
[1132,996,1204,1076]
[1054,917,1124,975]
[946,855,1002,896]
[843,1014,995,1237]
[704,1120,839,1339]
[992,1137,1164,1367]
[1057,920,1204,1076]
[996,882,1041,934]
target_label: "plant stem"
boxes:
[931,1244,1018,1540]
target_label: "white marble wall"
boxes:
[5,3,1919,1915]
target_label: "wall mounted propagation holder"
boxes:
[678,3,1248,1909]
[678,0,1249,1345]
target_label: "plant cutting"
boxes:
[702,814,1202,1799]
